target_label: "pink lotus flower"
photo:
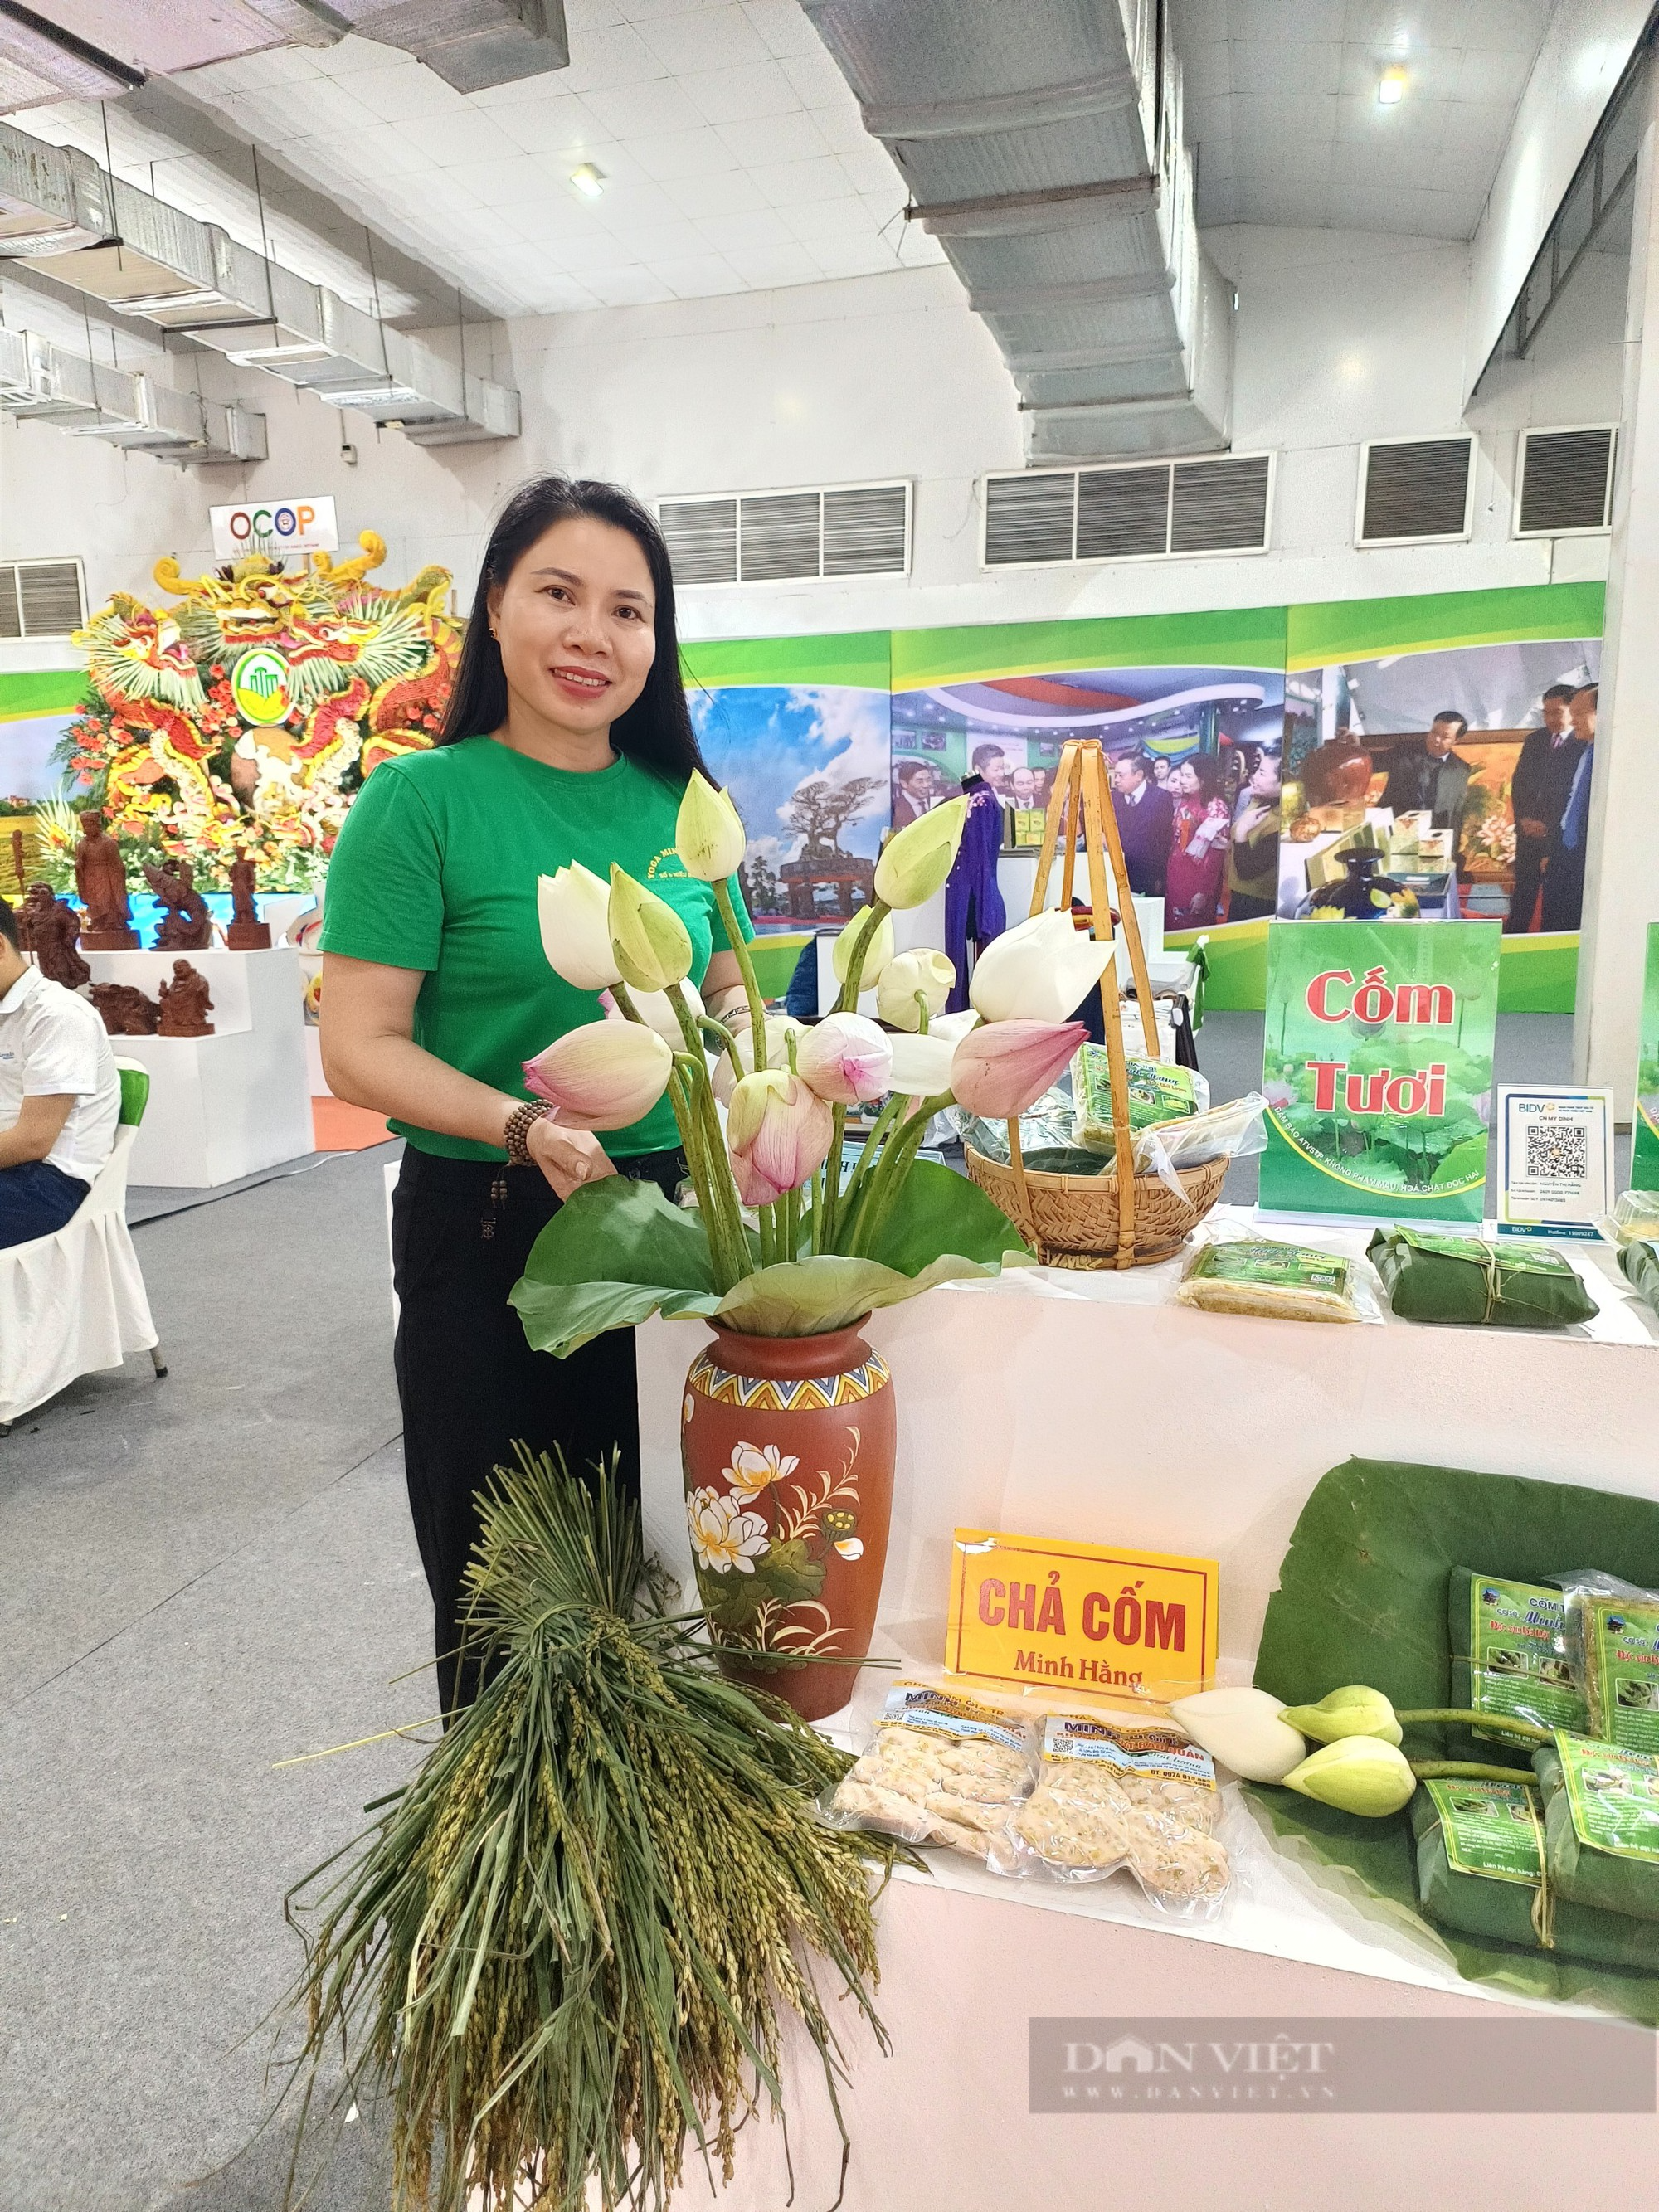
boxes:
[523,1019,673,1130]
[949,1020,1086,1120]
[726,1068,834,1208]
[795,1013,893,1105]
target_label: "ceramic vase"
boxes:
[679,1319,895,1723]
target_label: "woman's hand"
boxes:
[526,1116,618,1201]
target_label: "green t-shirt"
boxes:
[319,737,752,1159]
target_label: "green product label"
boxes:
[1584,1596,1659,1752]
[1076,1047,1198,1135]
[1398,1228,1573,1277]
[1557,1732,1659,1861]
[1259,921,1501,1224]
[1192,1241,1348,1295]
[1467,1575,1587,1742]
[1424,1777,1541,1884]
[1634,922,1659,1191]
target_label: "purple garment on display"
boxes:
[944,780,1007,1012]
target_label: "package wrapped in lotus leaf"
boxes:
[1536,1736,1659,1924]
[1618,1236,1659,1312]
[1368,1228,1598,1330]
[1411,1777,1659,1969]
[1446,1566,1587,1768]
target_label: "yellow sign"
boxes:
[946,1527,1219,1703]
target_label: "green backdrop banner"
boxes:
[1285,583,1608,672]
[1259,920,1501,1223]
[0,668,85,722]
[891,605,1288,689]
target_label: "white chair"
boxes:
[0,1057,165,1434]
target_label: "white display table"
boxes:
[85,947,313,1187]
[632,1222,1659,2210]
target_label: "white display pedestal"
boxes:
[635,1228,1659,2210]
[85,947,313,1187]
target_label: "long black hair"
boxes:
[440,474,708,785]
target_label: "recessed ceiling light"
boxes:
[1378,66,1407,106]
[569,163,606,200]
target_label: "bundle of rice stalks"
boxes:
[281,1446,904,2212]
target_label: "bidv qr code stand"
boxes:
[630,916,1659,2212]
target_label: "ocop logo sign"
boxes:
[231,649,291,725]
[208,494,338,560]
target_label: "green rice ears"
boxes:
[277,1446,908,2211]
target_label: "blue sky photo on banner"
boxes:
[682,634,891,932]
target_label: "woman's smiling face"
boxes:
[489,515,657,738]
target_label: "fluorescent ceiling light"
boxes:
[569,163,606,201]
[315,385,424,410]
[1378,67,1407,105]
[222,340,336,367]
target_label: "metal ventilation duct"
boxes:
[0,0,567,109]
[0,119,109,255]
[0,124,518,444]
[0,324,267,463]
[289,0,572,94]
[804,0,1230,460]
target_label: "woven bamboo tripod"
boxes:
[1014,737,1164,1269]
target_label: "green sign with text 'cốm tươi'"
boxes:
[1259,921,1501,1223]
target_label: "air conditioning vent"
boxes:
[1077,464,1168,560]
[1359,435,1474,545]
[1171,455,1273,553]
[659,498,737,585]
[0,558,85,638]
[660,481,910,586]
[741,492,820,581]
[984,454,1274,567]
[985,471,1076,564]
[1516,425,1615,537]
[823,483,908,575]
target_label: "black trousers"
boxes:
[390,1145,682,1714]
[1539,846,1586,935]
[1506,832,1547,933]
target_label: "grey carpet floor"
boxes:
[0,1145,427,2212]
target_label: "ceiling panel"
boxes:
[163,1,939,316]
[1170,0,1553,240]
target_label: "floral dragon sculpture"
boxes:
[65,531,460,876]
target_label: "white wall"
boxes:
[1464,0,1652,397]
[0,226,1628,646]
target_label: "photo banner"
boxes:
[1281,586,1603,1016]
[1259,919,1501,1224]
[1635,922,1659,1192]
[679,632,891,935]
[891,607,1288,908]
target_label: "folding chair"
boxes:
[0,1059,165,1434]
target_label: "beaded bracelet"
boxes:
[502,1098,550,1165]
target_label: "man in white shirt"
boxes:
[0,895,121,1249]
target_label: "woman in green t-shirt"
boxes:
[320,476,751,1714]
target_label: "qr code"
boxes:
[1525,1121,1588,1181]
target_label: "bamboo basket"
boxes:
[966,1145,1228,1270]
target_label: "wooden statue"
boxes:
[226,845,271,950]
[90,980,159,1036]
[18,881,90,990]
[143,858,213,951]
[157,958,214,1037]
[75,810,139,949]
